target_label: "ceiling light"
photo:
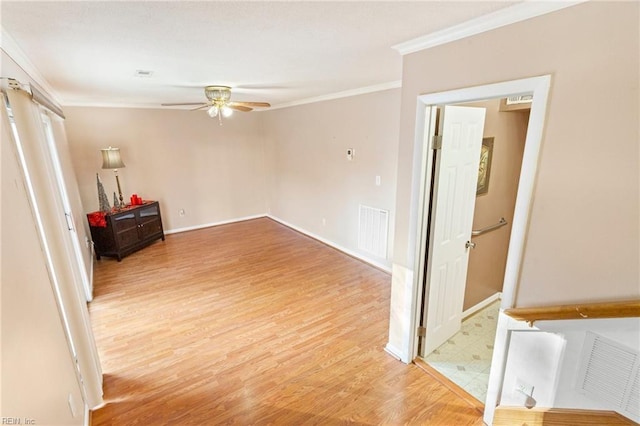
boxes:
[207,105,219,118]
[221,106,233,118]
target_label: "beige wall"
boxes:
[263,89,400,268]
[64,91,401,269]
[464,99,529,310]
[394,1,639,307]
[64,107,268,232]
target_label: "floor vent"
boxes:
[576,332,640,421]
[358,205,389,258]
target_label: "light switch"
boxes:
[375,176,381,186]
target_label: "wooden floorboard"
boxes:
[89,217,484,425]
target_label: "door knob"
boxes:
[465,241,476,249]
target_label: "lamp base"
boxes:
[115,172,125,210]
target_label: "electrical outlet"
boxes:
[322,218,326,226]
[68,393,77,417]
[179,209,186,217]
[346,148,354,161]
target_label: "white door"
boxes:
[41,112,93,300]
[423,105,485,354]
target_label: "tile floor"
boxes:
[424,300,500,403]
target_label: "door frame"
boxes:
[408,75,551,360]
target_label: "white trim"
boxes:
[399,75,551,425]
[267,215,392,273]
[384,344,403,361]
[164,214,266,235]
[62,80,403,110]
[84,403,90,426]
[1,26,61,104]
[387,263,415,363]
[60,102,181,109]
[89,239,95,299]
[392,1,587,55]
[164,214,393,273]
[411,74,552,357]
[462,292,502,319]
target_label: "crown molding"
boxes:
[392,0,588,56]
[1,26,62,105]
[61,102,171,109]
[269,80,402,110]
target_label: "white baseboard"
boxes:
[463,292,502,319]
[384,343,404,362]
[164,214,266,235]
[84,404,90,426]
[164,213,393,273]
[267,215,392,273]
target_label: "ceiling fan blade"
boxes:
[229,101,271,108]
[191,104,210,111]
[162,102,208,107]
[229,105,253,112]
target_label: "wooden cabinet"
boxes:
[88,201,165,261]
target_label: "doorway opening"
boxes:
[405,76,551,422]
[419,97,530,402]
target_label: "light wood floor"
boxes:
[89,217,484,425]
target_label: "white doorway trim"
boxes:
[408,75,551,362]
[406,74,551,421]
[396,75,551,416]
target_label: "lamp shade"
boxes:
[101,147,125,169]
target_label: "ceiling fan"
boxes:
[162,85,271,125]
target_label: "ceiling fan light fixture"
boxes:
[207,105,219,117]
[221,105,233,118]
[205,85,232,102]
[163,85,270,125]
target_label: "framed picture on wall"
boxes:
[477,137,494,195]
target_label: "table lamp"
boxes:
[101,147,125,209]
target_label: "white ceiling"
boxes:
[1,1,520,109]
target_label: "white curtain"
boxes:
[4,87,103,409]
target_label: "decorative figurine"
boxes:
[97,173,111,212]
[113,192,121,209]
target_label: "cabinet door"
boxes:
[137,203,162,240]
[112,212,139,249]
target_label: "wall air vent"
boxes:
[358,205,389,258]
[625,365,640,418]
[576,332,640,422]
[505,94,533,105]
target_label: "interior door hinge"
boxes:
[417,326,427,337]
[432,135,442,150]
